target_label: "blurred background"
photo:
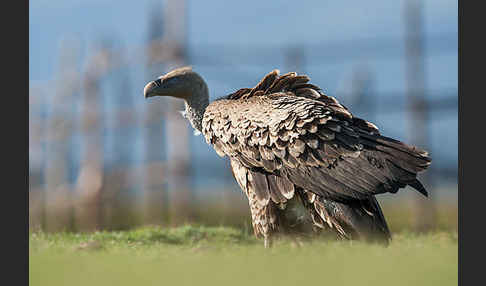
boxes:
[29,0,457,233]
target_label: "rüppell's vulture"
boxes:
[144,67,431,247]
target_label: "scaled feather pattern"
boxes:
[145,68,432,246]
[201,70,431,244]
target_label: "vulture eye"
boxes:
[166,77,180,85]
[158,77,178,87]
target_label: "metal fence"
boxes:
[29,0,457,232]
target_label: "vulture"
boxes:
[143,67,431,247]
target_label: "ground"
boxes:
[30,225,457,286]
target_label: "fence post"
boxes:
[350,65,376,122]
[404,0,436,231]
[285,45,305,74]
[163,0,194,225]
[29,85,47,231]
[142,2,169,226]
[74,46,111,232]
[104,63,140,229]
[43,39,79,232]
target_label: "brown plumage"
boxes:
[144,67,431,247]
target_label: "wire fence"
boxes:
[29,2,457,233]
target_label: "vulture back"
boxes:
[202,69,430,203]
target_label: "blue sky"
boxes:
[29,0,457,81]
[29,0,458,188]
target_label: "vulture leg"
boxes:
[297,189,348,239]
[230,159,280,246]
[246,187,280,247]
[264,236,272,249]
[298,190,391,244]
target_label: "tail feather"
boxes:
[359,132,431,198]
[408,179,428,197]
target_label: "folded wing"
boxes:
[202,70,431,203]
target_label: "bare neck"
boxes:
[183,83,209,133]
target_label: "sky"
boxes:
[29,0,457,82]
[29,0,458,189]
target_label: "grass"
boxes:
[30,225,457,286]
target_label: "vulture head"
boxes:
[144,66,209,132]
[144,66,207,100]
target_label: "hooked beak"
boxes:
[143,78,163,98]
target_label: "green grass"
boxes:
[30,226,457,286]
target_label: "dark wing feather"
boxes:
[204,70,431,203]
